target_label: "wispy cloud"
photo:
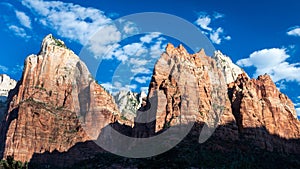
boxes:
[0,64,23,76]
[0,65,8,73]
[100,82,137,94]
[213,12,224,19]
[111,33,165,69]
[150,40,166,58]
[140,32,161,43]
[0,3,32,40]
[194,12,231,45]
[134,76,151,84]
[296,108,300,117]
[15,10,32,29]
[209,27,223,45]
[237,48,300,83]
[195,15,212,31]
[98,33,166,92]
[287,26,300,37]
[22,0,111,44]
[21,0,138,58]
[8,25,31,39]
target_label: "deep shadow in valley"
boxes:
[28,121,300,169]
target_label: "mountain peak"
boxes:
[165,43,189,57]
[40,34,67,54]
[0,74,16,99]
[213,50,247,84]
[0,34,119,162]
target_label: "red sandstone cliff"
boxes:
[228,73,300,152]
[0,34,119,162]
[146,44,300,153]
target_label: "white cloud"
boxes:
[123,43,147,56]
[111,42,148,62]
[213,12,224,19]
[0,64,23,75]
[150,40,166,58]
[294,103,300,107]
[194,12,231,45]
[88,25,121,59]
[209,27,223,45]
[237,48,300,83]
[140,32,161,43]
[122,21,138,35]
[131,67,151,74]
[8,25,30,39]
[287,27,300,37]
[224,35,231,40]
[99,32,166,93]
[275,80,287,91]
[296,108,300,117]
[135,76,151,84]
[100,82,137,94]
[0,65,8,73]
[129,58,148,66]
[21,0,138,58]
[21,0,110,43]
[11,65,24,75]
[195,16,212,31]
[15,10,32,29]
[100,82,115,93]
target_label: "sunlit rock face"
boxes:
[0,34,119,162]
[213,50,246,84]
[228,73,300,152]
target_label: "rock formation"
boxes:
[213,50,245,84]
[0,34,119,162]
[228,73,300,152]
[145,43,300,152]
[0,74,17,117]
[113,90,146,123]
[0,74,17,102]
[147,44,237,135]
[0,34,300,167]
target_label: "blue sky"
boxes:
[1,0,300,116]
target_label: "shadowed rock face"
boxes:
[0,34,119,162]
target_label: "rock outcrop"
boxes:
[228,73,300,152]
[0,74,16,117]
[0,34,119,162]
[145,44,300,152]
[213,50,245,84]
[0,74,17,102]
[147,44,237,136]
[113,90,146,123]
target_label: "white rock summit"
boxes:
[213,50,247,84]
[114,90,147,122]
[0,74,17,102]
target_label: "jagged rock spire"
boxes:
[213,50,247,84]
